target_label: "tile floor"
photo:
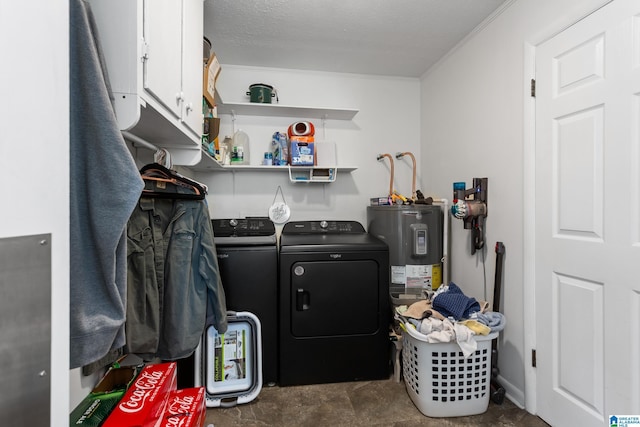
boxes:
[204,378,550,427]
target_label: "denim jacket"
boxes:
[126,196,227,360]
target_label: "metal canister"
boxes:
[263,152,273,165]
[247,83,275,103]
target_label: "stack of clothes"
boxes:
[395,282,505,357]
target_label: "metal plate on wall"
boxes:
[0,234,51,426]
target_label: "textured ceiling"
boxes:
[204,0,508,78]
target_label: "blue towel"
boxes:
[432,282,480,320]
[473,312,506,332]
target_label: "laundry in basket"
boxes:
[402,322,498,418]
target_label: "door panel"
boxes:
[554,106,604,239]
[290,260,379,337]
[553,273,604,416]
[181,0,203,135]
[144,0,182,117]
[554,34,604,96]
[536,1,640,425]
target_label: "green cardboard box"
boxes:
[69,365,139,426]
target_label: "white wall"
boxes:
[197,65,422,227]
[419,0,610,409]
[0,1,70,425]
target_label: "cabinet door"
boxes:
[144,0,182,119]
[181,0,204,136]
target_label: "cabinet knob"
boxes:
[185,102,193,113]
[175,92,184,102]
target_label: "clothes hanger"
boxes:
[140,162,208,194]
[150,148,208,194]
[139,163,206,200]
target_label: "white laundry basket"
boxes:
[402,324,498,417]
[194,311,263,408]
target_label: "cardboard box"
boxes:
[69,365,140,427]
[203,52,221,107]
[160,387,206,427]
[102,362,177,427]
[290,136,314,166]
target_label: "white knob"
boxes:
[320,220,328,229]
[229,219,238,227]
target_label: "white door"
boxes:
[535,1,640,426]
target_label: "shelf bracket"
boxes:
[321,114,328,140]
[231,109,237,134]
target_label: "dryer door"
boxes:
[290,259,380,337]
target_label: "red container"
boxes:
[160,387,206,427]
[102,362,178,427]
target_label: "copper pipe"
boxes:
[376,153,394,198]
[396,152,416,201]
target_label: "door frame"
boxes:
[521,0,612,415]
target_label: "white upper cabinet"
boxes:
[144,0,182,119]
[180,0,204,136]
[86,0,203,165]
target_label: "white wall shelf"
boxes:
[191,149,357,178]
[191,95,358,180]
[216,93,358,120]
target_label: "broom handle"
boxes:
[493,242,505,312]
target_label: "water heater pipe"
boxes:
[376,153,395,198]
[431,198,449,288]
[395,152,417,201]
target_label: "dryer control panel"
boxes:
[282,220,365,234]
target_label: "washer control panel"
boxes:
[212,217,275,237]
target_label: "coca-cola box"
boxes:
[102,362,177,427]
[160,387,206,427]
